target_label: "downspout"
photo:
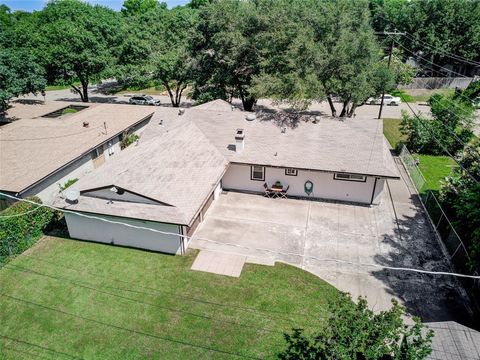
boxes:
[370,178,378,205]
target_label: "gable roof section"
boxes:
[193,99,235,112]
[182,108,399,178]
[56,121,228,225]
[0,102,154,193]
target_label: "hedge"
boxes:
[0,196,55,266]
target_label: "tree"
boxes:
[0,48,46,116]
[400,93,474,155]
[117,5,197,107]
[121,0,162,16]
[34,0,120,102]
[0,4,11,30]
[370,0,480,75]
[440,139,480,271]
[279,294,433,360]
[191,0,262,111]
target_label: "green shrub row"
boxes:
[0,196,55,266]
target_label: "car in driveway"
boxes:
[129,95,161,106]
[367,94,401,106]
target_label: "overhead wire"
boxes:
[1,192,479,279]
[0,293,263,360]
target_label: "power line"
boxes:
[1,192,479,279]
[0,334,83,360]
[401,100,479,185]
[5,262,299,335]
[0,125,103,142]
[392,40,471,79]
[0,205,42,218]
[20,254,316,322]
[402,31,480,67]
[0,293,263,360]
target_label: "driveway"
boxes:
[190,162,478,359]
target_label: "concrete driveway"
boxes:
[190,165,478,359]
[191,191,399,309]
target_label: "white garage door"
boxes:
[64,212,183,254]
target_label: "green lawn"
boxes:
[383,118,406,149]
[0,236,339,359]
[415,154,457,191]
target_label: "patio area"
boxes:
[190,172,478,359]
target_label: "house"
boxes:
[54,100,400,255]
[0,101,155,208]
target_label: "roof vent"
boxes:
[313,116,321,124]
[245,114,256,121]
[281,127,286,133]
[178,108,185,116]
[235,128,245,153]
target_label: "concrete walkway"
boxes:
[191,250,246,277]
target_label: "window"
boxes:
[251,165,265,181]
[334,173,366,182]
[285,168,298,176]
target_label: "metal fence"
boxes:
[398,145,474,275]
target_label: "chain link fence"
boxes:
[399,145,472,273]
[398,145,479,312]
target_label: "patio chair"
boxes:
[263,182,273,198]
[280,185,290,199]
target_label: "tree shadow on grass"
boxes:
[372,193,477,329]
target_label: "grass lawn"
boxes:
[415,154,457,191]
[383,118,406,149]
[0,236,340,359]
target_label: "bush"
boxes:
[120,132,139,149]
[0,196,55,266]
[279,293,433,360]
[59,178,78,192]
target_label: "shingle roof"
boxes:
[153,106,400,179]
[55,121,228,225]
[0,102,154,193]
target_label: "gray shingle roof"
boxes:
[0,102,154,193]
[56,121,228,225]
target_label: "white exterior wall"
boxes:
[21,118,151,205]
[222,164,383,204]
[65,212,184,254]
[22,155,95,204]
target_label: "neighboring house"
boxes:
[55,99,400,255]
[0,101,155,208]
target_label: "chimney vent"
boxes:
[235,128,245,153]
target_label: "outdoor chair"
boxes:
[280,185,290,199]
[263,182,273,198]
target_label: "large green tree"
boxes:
[191,0,262,111]
[0,48,46,116]
[400,93,474,155]
[370,0,480,74]
[279,294,433,360]
[440,139,480,272]
[117,4,197,107]
[33,0,120,102]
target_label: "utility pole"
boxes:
[375,31,405,119]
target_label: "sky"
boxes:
[0,0,189,12]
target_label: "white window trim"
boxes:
[251,165,265,181]
[333,173,367,182]
[285,168,298,176]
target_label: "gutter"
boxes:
[16,113,154,196]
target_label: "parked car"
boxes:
[367,94,401,106]
[129,95,161,106]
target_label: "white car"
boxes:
[367,94,401,106]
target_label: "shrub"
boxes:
[59,178,78,192]
[120,132,139,149]
[0,196,55,266]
